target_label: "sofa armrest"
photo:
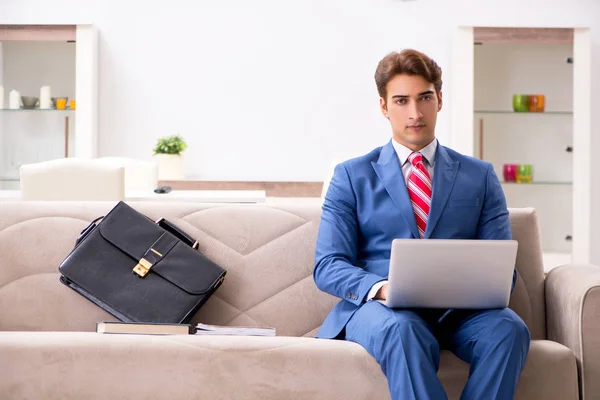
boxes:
[546,264,600,400]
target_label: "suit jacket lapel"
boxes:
[372,141,420,239]
[424,144,459,238]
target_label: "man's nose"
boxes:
[408,101,424,120]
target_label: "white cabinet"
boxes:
[473,42,574,270]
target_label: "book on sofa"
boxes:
[96,321,276,336]
[97,321,194,335]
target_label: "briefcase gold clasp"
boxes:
[133,258,153,277]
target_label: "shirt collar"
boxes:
[392,138,438,167]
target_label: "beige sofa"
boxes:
[1,202,599,400]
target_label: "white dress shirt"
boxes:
[366,138,438,301]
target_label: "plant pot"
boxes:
[157,154,185,180]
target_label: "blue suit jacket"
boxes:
[314,140,514,339]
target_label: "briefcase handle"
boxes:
[75,216,104,247]
[75,214,199,251]
[155,218,199,250]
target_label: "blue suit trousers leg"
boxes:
[345,301,447,400]
[442,308,531,400]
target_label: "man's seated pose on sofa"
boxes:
[313,49,531,400]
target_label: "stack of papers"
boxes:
[195,323,276,336]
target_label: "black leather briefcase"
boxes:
[58,201,226,324]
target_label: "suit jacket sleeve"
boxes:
[313,163,385,306]
[477,164,517,291]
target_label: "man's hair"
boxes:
[374,49,442,101]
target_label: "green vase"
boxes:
[512,95,529,112]
[516,164,533,183]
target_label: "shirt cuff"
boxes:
[367,280,388,301]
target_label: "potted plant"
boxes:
[153,134,188,180]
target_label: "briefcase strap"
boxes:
[155,218,199,250]
[133,232,179,278]
[75,216,104,247]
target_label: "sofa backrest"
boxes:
[0,203,545,339]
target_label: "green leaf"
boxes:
[153,134,188,155]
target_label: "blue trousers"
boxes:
[345,301,530,400]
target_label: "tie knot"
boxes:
[409,152,423,167]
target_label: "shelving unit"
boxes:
[473,42,574,270]
[451,26,592,267]
[0,108,75,111]
[0,177,18,190]
[501,182,572,186]
[0,24,98,190]
[474,110,572,115]
[0,108,76,189]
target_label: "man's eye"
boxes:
[395,99,407,105]
[421,95,433,101]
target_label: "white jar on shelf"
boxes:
[40,86,52,109]
[8,90,20,109]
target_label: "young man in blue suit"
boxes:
[313,49,530,400]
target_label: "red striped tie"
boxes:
[407,152,432,239]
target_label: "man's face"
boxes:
[380,74,442,151]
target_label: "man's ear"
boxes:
[380,97,389,119]
[437,91,443,112]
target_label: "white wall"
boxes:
[0,0,597,182]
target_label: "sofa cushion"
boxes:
[0,332,390,400]
[440,340,578,400]
[0,202,338,336]
[0,203,544,340]
[0,333,576,400]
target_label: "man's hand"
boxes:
[374,283,388,300]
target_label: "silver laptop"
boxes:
[381,239,518,309]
